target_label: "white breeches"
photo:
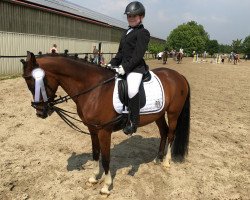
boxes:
[127,72,143,98]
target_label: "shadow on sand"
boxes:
[67,135,160,178]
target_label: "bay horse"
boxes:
[21,51,190,195]
[233,53,239,65]
[176,52,183,64]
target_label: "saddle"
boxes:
[117,71,151,109]
[112,71,165,132]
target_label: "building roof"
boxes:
[23,0,128,29]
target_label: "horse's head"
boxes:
[21,51,58,119]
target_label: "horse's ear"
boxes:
[26,51,37,65]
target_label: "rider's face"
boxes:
[127,15,143,27]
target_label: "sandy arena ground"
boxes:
[0,57,249,200]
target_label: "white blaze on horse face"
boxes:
[31,68,48,102]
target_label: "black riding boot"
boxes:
[123,93,140,135]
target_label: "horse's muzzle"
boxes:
[31,101,54,119]
[36,111,48,119]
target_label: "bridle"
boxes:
[23,67,122,134]
[23,71,57,118]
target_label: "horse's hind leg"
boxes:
[88,132,101,184]
[154,115,168,164]
[163,113,178,168]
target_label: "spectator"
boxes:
[100,52,105,66]
[203,51,207,60]
[50,44,58,54]
[83,54,88,62]
[162,47,168,64]
[89,55,94,63]
[93,46,99,64]
[221,54,225,64]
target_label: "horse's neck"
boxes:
[47,60,112,98]
[61,70,104,97]
[40,57,112,98]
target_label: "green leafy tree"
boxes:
[219,44,232,53]
[231,39,242,53]
[242,35,250,54]
[166,21,209,55]
[206,40,219,56]
[148,41,166,54]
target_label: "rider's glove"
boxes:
[116,65,125,75]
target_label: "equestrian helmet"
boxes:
[124,1,145,17]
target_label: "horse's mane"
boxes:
[37,53,94,65]
[36,52,114,74]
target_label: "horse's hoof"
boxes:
[88,177,98,184]
[163,161,171,169]
[100,188,110,196]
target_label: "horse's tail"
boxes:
[172,78,190,161]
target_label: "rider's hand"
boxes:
[115,65,125,75]
[107,64,125,75]
[117,65,125,75]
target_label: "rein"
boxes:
[51,76,116,106]
[52,106,90,134]
[48,75,123,132]
[52,106,123,133]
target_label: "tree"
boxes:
[242,35,250,54]
[206,40,219,56]
[166,21,209,55]
[148,41,166,54]
[219,44,232,53]
[231,39,242,53]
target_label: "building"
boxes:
[0,0,165,75]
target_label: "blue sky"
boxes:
[67,0,250,44]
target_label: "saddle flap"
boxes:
[113,71,165,115]
[118,79,146,109]
[118,79,128,107]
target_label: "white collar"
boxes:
[126,28,133,35]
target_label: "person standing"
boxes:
[162,47,168,64]
[108,1,150,135]
[93,46,99,64]
[50,44,58,54]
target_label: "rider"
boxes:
[179,47,184,54]
[108,1,150,135]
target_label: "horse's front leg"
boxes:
[88,132,100,184]
[98,129,112,195]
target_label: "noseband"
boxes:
[23,68,56,117]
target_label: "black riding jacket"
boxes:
[110,24,150,74]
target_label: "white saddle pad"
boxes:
[113,71,165,115]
